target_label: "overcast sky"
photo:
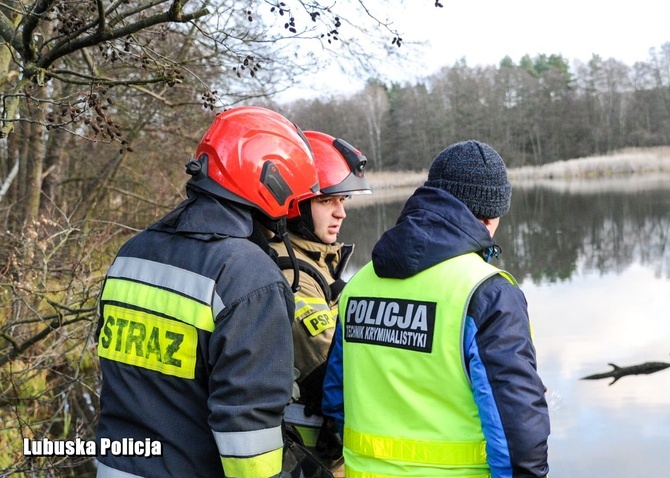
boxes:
[280,0,670,101]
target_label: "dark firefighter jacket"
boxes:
[322,186,550,478]
[95,190,294,478]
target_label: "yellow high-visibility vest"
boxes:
[339,253,515,477]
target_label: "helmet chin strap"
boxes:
[287,199,323,243]
[276,218,302,293]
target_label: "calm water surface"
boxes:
[340,174,670,478]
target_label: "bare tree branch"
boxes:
[0,10,23,51]
[41,7,210,70]
[20,0,54,63]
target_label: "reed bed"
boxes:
[507,146,670,181]
[349,146,670,208]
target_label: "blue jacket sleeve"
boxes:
[322,319,344,436]
[463,275,550,478]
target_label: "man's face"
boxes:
[310,195,348,244]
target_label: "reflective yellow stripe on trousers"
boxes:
[345,426,488,468]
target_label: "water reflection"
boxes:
[341,175,670,478]
[497,177,670,282]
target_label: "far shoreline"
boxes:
[506,146,670,181]
[350,146,670,207]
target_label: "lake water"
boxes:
[341,174,670,477]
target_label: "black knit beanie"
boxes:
[425,140,511,219]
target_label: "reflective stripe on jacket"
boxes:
[339,253,515,477]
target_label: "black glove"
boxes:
[280,438,305,478]
[282,435,334,478]
[315,416,343,462]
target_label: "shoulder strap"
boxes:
[277,256,332,304]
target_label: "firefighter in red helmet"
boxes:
[96,106,318,478]
[269,131,371,472]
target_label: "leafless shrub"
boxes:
[0,213,119,477]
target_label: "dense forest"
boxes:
[281,45,670,174]
[0,0,668,475]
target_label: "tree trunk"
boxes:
[40,120,69,217]
[21,85,47,225]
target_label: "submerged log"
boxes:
[581,362,670,385]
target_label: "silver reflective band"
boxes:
[97,461,144,478]
[285,403,324,427]
[213,425,283,456]
[108,256,226,317]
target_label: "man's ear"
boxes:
[479,217,500,237]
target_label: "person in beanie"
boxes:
[322,140,550,477]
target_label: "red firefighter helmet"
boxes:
[186,106,319,219]
[287,131,371,219]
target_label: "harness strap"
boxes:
[277,256,332,303]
